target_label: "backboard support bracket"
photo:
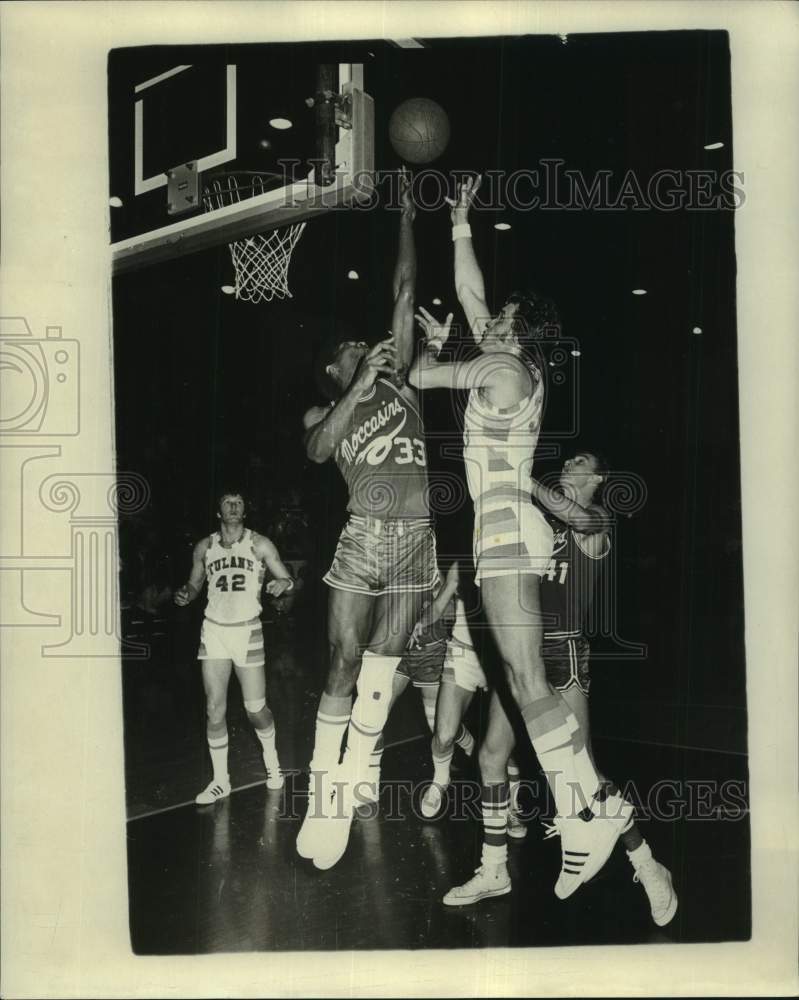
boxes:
[167,162,199,215]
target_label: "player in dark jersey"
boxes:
[297,170,438,870]
[174,491,295,805]
[443,453,678,927]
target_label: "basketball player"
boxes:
[297,169,438,869]
[417,563,523,838]
[360,560,476,808]
[174,491,295,804]
[440,453,678,926]
[408,174,632,900]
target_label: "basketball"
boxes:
[388,98,450,164]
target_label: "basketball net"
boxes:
[202,174,306,303]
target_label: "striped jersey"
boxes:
[333,378,430,519]
[463,365,545,505]
[540,514,610,641]
[204,528,265,625]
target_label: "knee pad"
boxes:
[352,651,402,730]
[244,697,266,714]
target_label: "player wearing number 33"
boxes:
[174,491,295,805]
[297,168,437,870]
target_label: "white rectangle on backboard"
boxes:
[133,64,237,196]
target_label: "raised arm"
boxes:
[530,477,611,536]
[303,337,397,463]
[254,534,295,598]
[408,308,531,406]
[390,167,417,379]
[174,537,210,606]
[445,175,490,343]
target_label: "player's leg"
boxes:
[297,586,373,859]
[556,641,677,925]
[422,674,474,818]
[197,657,234,804]
[341,585,425,800]
[480,572,586,812]
[234,632,283,791]
[361,669,412,805]
[417,680,440,734]
[347,519,439,794]
[313,586,425,871]
[443,690,514,905]
[481,572,631,898]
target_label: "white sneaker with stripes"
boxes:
[195,778,231,805]
[546,792,634,899]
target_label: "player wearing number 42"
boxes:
[174,492,296,805]
[297,169,438,871]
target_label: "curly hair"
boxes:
[504,289,561,375]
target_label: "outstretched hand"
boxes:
[445,174,482,224]
[415,306,454,355]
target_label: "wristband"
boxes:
[451,223,472,242]
[285,577,295,593]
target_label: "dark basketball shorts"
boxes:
[543,636,591,696]
[396,639,446,687]
[324,515,438,596]
[443,635,591,697]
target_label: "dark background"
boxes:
[112,31,745,757]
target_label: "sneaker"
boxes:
[633,858,678,926]
[507,809,527,841]
[552,792,634,899]
[195,778,231,805]
[421,782,446,819]
[312,780,355,870]
[443,865,512,906]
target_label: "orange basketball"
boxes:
[388,98,450,164]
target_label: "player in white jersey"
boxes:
[175,491,295,805]
[409,175,632,902]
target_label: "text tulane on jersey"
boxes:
[206,555,256,576]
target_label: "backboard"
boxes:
[109,47,375,275]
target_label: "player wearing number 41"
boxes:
[298,168,438,870]
[409,174,633,900]
[438,455,678,927]
[174,492,295,805]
